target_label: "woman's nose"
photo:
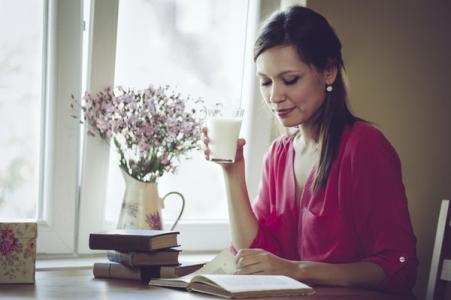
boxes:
[269,83,286,103]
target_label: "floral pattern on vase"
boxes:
[117,170,185,231]
[146,212,162,230]
[125,203,139,218]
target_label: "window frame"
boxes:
[33,0,283,255]
[76,0,119,253]
[75,0,279,254]
[37,0,83,254]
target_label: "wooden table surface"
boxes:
[0,269,416,300]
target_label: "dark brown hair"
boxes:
[254,6,358,190]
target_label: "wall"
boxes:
[307,0,451,297]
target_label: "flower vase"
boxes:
[117,170,185,231]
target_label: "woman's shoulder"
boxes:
[344,121,398,159]
[348,120,384,137]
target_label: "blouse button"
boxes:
[399,256,406,263]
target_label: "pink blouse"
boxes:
[249,121,417,294]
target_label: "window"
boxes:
[0,0,44,220]
[4,0,277,255]
[104,0,250,226]
[75,0,272,253]
[0,0,84,254]
[0,0,81,254]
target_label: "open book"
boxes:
[149,249,314,298]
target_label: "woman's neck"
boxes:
[296,100,325,147]
[293,123,320,155]
[298,122,320,147]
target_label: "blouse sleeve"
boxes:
[349,128,418,294]
[247,140,283,255]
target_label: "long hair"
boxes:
[254,6,358,191]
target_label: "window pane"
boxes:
[0,0,44,219]
[105,0,248,223]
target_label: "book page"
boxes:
[195,274,313,293]
[190,248,237,276]
[148,276,191,288]
[149,248,236,287]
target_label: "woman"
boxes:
[203,6,417,294]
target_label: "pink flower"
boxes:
[161,156,170,166]
[138,141,149,153]
[73,84,205,183]
[0,227,19,256]
[127,115,137,125]
[105,103,115,113]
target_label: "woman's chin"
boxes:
[278,117,304,128]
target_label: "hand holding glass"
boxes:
[206,107,243,163]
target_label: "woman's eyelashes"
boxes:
[261,80,271,86]
[283,76,300,85]
[259,76,300,87]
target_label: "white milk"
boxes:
[207,117,242,163]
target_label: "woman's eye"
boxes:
[283,76,299,85]
[260,80,271,87]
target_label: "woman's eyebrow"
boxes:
[257,70,300,77]
[278,70,301,76]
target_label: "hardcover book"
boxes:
[93,261,205,283]
[106,249,180,267]
[149,249,315,298]
[89,229,179,252]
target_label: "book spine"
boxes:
[107,251,135,267]
[93,262,163,283]
[93,263,142,281]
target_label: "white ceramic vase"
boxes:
[117,170,185,231]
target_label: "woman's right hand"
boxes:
[201,127,246,167]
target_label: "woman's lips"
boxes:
[275,107,296,117]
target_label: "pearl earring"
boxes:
[326,85,333,92]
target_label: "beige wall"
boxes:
[307,0,451,298]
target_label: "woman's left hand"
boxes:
[235,248,298,277]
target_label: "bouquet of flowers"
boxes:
[71,85,205,183]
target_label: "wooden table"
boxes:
[0,269,416,300]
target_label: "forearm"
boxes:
[292,261,385,288]
[222,162,258,250]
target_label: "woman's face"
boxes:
[256,45,333,128]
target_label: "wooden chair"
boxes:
[427,199,451,300]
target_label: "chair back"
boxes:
[426,199,451,300]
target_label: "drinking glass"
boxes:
[206,105,244,163]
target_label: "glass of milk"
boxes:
[206,104,243,163]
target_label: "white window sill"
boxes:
[36,252,217,271]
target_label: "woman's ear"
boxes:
[324,59,338,85]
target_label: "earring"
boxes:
[326,85,333,93]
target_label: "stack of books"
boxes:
[88,229,204,283]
